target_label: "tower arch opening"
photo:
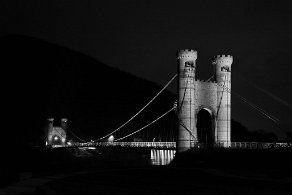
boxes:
[196,108,214,146]
[52,135,63,145]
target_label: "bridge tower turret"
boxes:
[177,49,197,152]
[61,118,68,130]
[46,118,67,146]
[47,118,54,145]
[212,55,233,147]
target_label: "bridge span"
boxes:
[51,141,290,149]
[46,50,292,153]
[52,142,176,149]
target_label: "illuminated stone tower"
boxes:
[177,49,197,152]
[177,49,233,152]
[213,55,232,147]
[46,118,67,146]
[61,118,68,130]
[47,118,54,145]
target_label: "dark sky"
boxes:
[1,0,292,139]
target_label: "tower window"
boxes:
[221,66,230,72]
[185,61,194,67]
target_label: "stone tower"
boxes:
[213,55,232,147]
[61,118,68,130]
[177,50,233,152]
[177,49,197,151]
[46,118,67,146]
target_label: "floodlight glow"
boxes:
[108,135,114,142]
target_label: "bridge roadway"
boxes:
[51,141,291,149]
[53,142,176,149]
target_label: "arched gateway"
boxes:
[46,118,68,146]
[177,49,232,152]
[196,108,214,145]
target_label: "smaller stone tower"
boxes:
[46,118,67,146]
[212,55,233,146]
[47,118,54,144]
[177,49,197,152]
[61,118,68,130]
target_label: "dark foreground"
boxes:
[1,147,291,194]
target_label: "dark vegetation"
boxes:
[2,146,291,194]
[36,153,291,195]
[231,119,279,142]
[171,148,292,178]
[0,146,153,188]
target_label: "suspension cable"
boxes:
[216,73,286,133]
[216,75,227,117]
[177,76,189,112]
[206,75,214,82]
[236,73,292,110]
[51,127,87,143]
[229,85,279,122]
[114,106,175,141]
[95,74,177,141]
[233,93,286,133]
[179,119,196,139]
[67,128,87,142]
[236,94,280,122]
[216,83,283,129]
[52,128,66,139]
[176,73,197,139]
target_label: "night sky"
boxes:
[1,0,292,139]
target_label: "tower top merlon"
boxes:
[61,118,68,123]
[176,49,197,60]
[212,54,233,66]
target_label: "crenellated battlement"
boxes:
[61,118,68,123]
[214,54,233,59]
[212,54,233,66]
[195,79,216,84]
[176,49,197,60]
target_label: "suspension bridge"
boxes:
[46,49,291,151]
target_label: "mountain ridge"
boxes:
[1,34,176,145]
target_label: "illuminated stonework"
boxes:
[177,49,232,152]
[47,118,67,146]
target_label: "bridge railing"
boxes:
[51,141,176,149]
[103,142,176,149]
[215,141,291,149]
[50,141,291,149]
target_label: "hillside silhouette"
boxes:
[1,34,176,146]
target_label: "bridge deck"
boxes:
[51,141,291,149]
